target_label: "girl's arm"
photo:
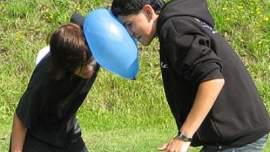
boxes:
[10,113,27,152]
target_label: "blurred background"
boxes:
[0,0,269,151]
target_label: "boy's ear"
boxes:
[142,4,155,20]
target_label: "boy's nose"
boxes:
[131,32,136,38]
[127,28,135,38]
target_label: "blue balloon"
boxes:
[83,8,139,79]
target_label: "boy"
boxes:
[10,16,98,152]
[111,0,270,152]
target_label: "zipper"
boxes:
[210,117,223,144]
[195,131,202,142]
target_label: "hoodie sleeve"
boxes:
[161,17,223,84]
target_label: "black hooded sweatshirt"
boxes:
[156,0,270,147]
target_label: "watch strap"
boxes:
[175,131,192,142]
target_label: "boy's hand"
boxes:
[158,138,190,152]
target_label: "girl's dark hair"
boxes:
[49,23,90,79]
[111,0,165,17]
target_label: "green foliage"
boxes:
[209,0,270,106]
[2,0,37,18]
[0,0,269,151]
[209,0,270,65]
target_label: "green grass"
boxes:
[0,0,270,151]
[83,127,176,151]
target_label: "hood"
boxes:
[157,0,214,31]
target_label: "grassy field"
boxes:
[0,0,269,151]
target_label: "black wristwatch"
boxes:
[174,131,192,142]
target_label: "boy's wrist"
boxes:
[11,148,23,152]
[175,131,192,142]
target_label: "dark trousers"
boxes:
[200,134,268,152]
[9,134,88,152]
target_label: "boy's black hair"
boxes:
[111,0,165,17]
